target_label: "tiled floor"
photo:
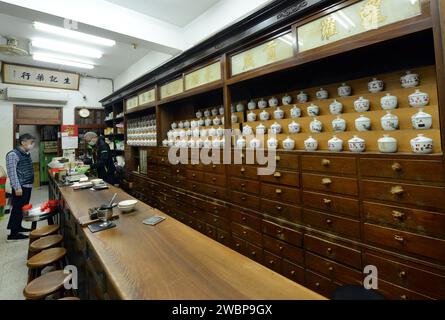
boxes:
[0,185,49,300]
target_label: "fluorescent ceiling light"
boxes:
[33,53,94,69]
[34,22,116,47]
[31,38,103,59]
[33,51,95,65]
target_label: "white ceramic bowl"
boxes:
[118,200,138,213]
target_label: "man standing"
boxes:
[5,134,35,240]
[83,132,116,185]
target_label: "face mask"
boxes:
[88,140,96,147]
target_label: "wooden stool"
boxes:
[29,234,63,257]
[23,270,71,300]
[27,247,67,283]
[30,224,60,240]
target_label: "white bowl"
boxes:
[118,200,138,213]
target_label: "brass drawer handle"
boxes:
[398,271,407,278]
[241,167,246,173]
[392,210,406,220]
[290,270,295,276]
[275,156,281,161]
[326,219,332,225]
[315,282,320,288]
[192,174,196,177]
[279,246,284,251]
[212,165,217,169]
[400,295,407,300]
[391,186,404,195]
[274,172,282,178]
[213,218,218,223]
[241,183,246,187]
[243,231,247,235]
[242,216,247,221]
[212,177,217,182]
[220,235,225,239]
[328,266,334,272]
[321,159,330,167]
[323,199,332,205]
[176,169,180,173]
[241,197,246,201]
[276,229,282,234]
[276,189,282,194]
[327,247,333,254]
[269,260,275,265]
[251,251,256,256]
[394,235,404,243]
[322,178,332,185]
[392,162,402,172]
[276,206,282,211]
[235,243,240,248]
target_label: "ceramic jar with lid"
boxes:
[204,118,212,126]
[179,130,186,139]
[355,115,371,131]
[282,94,293,105]
[381,111,399,131]
[368,78,384,93]
[297,91,308,103]
[354,96,370,112]
[211,108,218,117]
[267,137,278,150]
[212,138,222,149]
[186,129,192,137]
[290,105,302,118]
[247,111,257,122]
[332,116,346,132]
[219,106,225,115]
[171,122,178,129]
[260,110,270,121]
[192,128,200,138]
[208,127,217,137]
[213,116,221,126]
[231,113,238,123]
[231,104,235,113]
[162,139,168,147]
[198,118,205,126]
[411,108,432,130]
[329,99,343,115]
[283,137,295,150]
[288,121,301,134]
[304,136,318,151]
[378,135,398,153]
[348,135,366,152]
[236,102,245,112]
[204,109,211,117]
[269,97,279,107]
[216,126,224,137]
[328,135,343,152]
[196,110,203,119]
[381,93,398,110]
[188,139,196,148]
[316,88,329,100]
[184,120,190,129]
[310,118,323,133]
[200,128,208,138]
[249,137,261,149]
[248,100,257,110]
[338,83,352,97]
[256,123,267,135]
[270,122,282,134]
[307,103,320,117]
[203,138,212,148]
[274,106,285,120]
[178,121,184,129]
[258,98,268,109]
[236,136,246,148]
[409,89,430,107]
[410,134,433,154]
[196,139,204,148]
[243,124,253,136]
[401,71,420,88]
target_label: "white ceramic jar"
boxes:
[381,111,399,131]
[355,115,371,131]
[243,124,253,136]
[288,121,301,134]
[283,137,295,150]
[204,138,212,148]
[268,97,279,108]
[196,110,203,119]
[162,139,168,147]
[368,78,384,93]
[282,94,293,106]
[274,106,285,120]
[329,99,343,115]
[307,103,320,117]
[380,93,398,110]
[247,111,257,122]
[188,139,196,148]
[211,108,218,117]
[256,123,267,135]
[184,120,190,129]
[219,106,225,115]
[249,138,261,149]
[304,136,318,151]
[260,110,270,121]
[248,100,257,110]
[338,83,352,97]
[216,126,224,137]
[186,129,192,137]
[378,135,398,153]
[231,113,239,123]
[196,139,204,148]
[236,102,245,112]
[401,71,420,88]
[192,128,200,138]
[267,137,278,150]
[354,96,370,112]
[204,117,212,126]
[348,135,366,152]
[200,128,208,137]
[411,108,432,130]
[290,105,302,118]
[270,122,282,134]
[236,136,246,148]
[328,135,343,152]
[409,89,430,107]
[410,134,433,154]
[179,130,186,139]
[212,138,221,149]
[332,116,346,132]
[198,119,205,126]
[316,88,329,100]
[171,122,178,129]
[208,127,216,137]
[258,98,268,109]
[297,91,308,103]
[213,116,221,126]
[204,109,211,117]
[310,118,323,133]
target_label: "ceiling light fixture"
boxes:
[31,38,103,59]
[33,53,94,69]
[34,22,116,47]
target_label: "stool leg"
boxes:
[48,216,54,225]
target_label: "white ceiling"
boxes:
[105,0,221,27]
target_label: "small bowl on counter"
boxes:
[118,200,138,213]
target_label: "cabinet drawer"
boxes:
[262,220,302,247]
[262,235,304,265]
[205,213,230,231]
[208,203,229,220]
[186,170,204,182]
[260,183,300,204]
[305,252,363,285]
[303,209,361,239]
[216,228,231,247]
[302,156,356,175]
[364,252,445,299]
[231,208,262,232]
[302,173,358,196]
[230,177,260,194]
[360,180,445,210]
[274,153,299,170]
[360,158,444,182]
[263,251,282,273]
[282,260,305,284]
[231,235,245,253]
[231,191,260,210]
[201,184,227,200]
[363,201,445,239]
[231,222,262,246]
[157,147,168,156]
[228,165,259,180]
[364,223,445,263]
[303,191,359,218]
[205,224,217,240]
[304,234,362,269]
[245,242,263,263]
[200,163,226,174]
[203,172,227,187]
[377,279,432,300]
[260,199,302,224]
[171,166,186,177]
[260,170,300,187]
[305,270,340,299]
[186,180,202,193]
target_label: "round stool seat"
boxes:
[30,234,63,252]
[27,247,67,269]
[58,297,80,300]
[24,270,71,300]
[30,224,60,239]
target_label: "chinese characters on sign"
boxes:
[184,62,222,91]
[161,78,184,99]
[2,63,80,90]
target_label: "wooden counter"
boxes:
[56,181,324,300]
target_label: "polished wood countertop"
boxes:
[57,183,325,300]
